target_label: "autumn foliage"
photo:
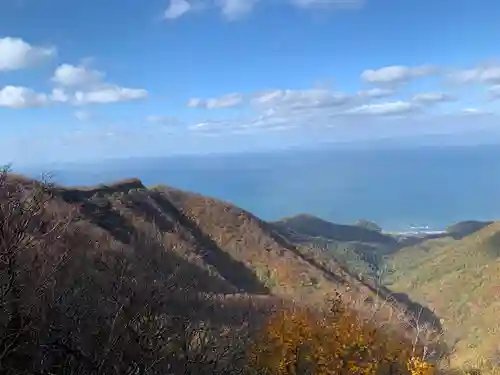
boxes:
[248,293,436,375]
[0,169,441,374]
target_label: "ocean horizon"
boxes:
[17,144,500,232]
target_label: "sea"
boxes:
[17,144,500,232]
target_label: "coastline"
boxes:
[384,230,448,236]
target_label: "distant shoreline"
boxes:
[383,230,448,237]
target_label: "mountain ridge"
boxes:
[0,171,454,374]
[46,176,443,334]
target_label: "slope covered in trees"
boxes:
[384,222,500,371]
[0,169,449,374]
[272,214,396,245]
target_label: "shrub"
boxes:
[248,292,435,375]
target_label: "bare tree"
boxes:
[0,166,74,374]
[0,167,270,374]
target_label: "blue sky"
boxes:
[1,0,500,165]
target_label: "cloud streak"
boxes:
[361,65,437,85]
[460,108,493,116]
[357,88,395,99]
[447,64,500,85]
[411,92,455,104]
[187,93,245,109]
[162,0,364,20]
[345,101,418,116]
[291,0,365,10]
[181,82,477,135]
[252,88,352,110]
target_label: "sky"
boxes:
[1,0,500,165]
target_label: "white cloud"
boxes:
[147,115,182,125]
[187,89,358,134]
[460,108,493,116]
[189,119,227,130]
[73,86,147,105]
[252,88,351,110]
[488,85,500,99]
[163,0,363,21]
[0,37,56,71]
[182,69,482,134]
[185,87,420,134]
[0,86,49,108]
[361,65,437,85]
[50,88,70,103]
[357,88,395,99]
[1,60,147,109]
[187,92,244,109]
[412,92,455,104]
[52,63,104,87]
[51,63,148,105]
[252,90,284,105]
[74,110,92,121]
[346,101,418,116]
[448,65,500,85]
[217,0,257,20]
[164,0,192,19]
[291,0,364,10]
[187,98,204,107]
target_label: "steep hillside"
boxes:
[57,178,245,294]
[58,178,422,313]
[0,171,450,374]
[272,213,397,245]
[43,175,439,330]
[155,185,443,338]
[446,220,494,239]
[271,213,400,279]
[384,222,500,368]
[156,188,343,301]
